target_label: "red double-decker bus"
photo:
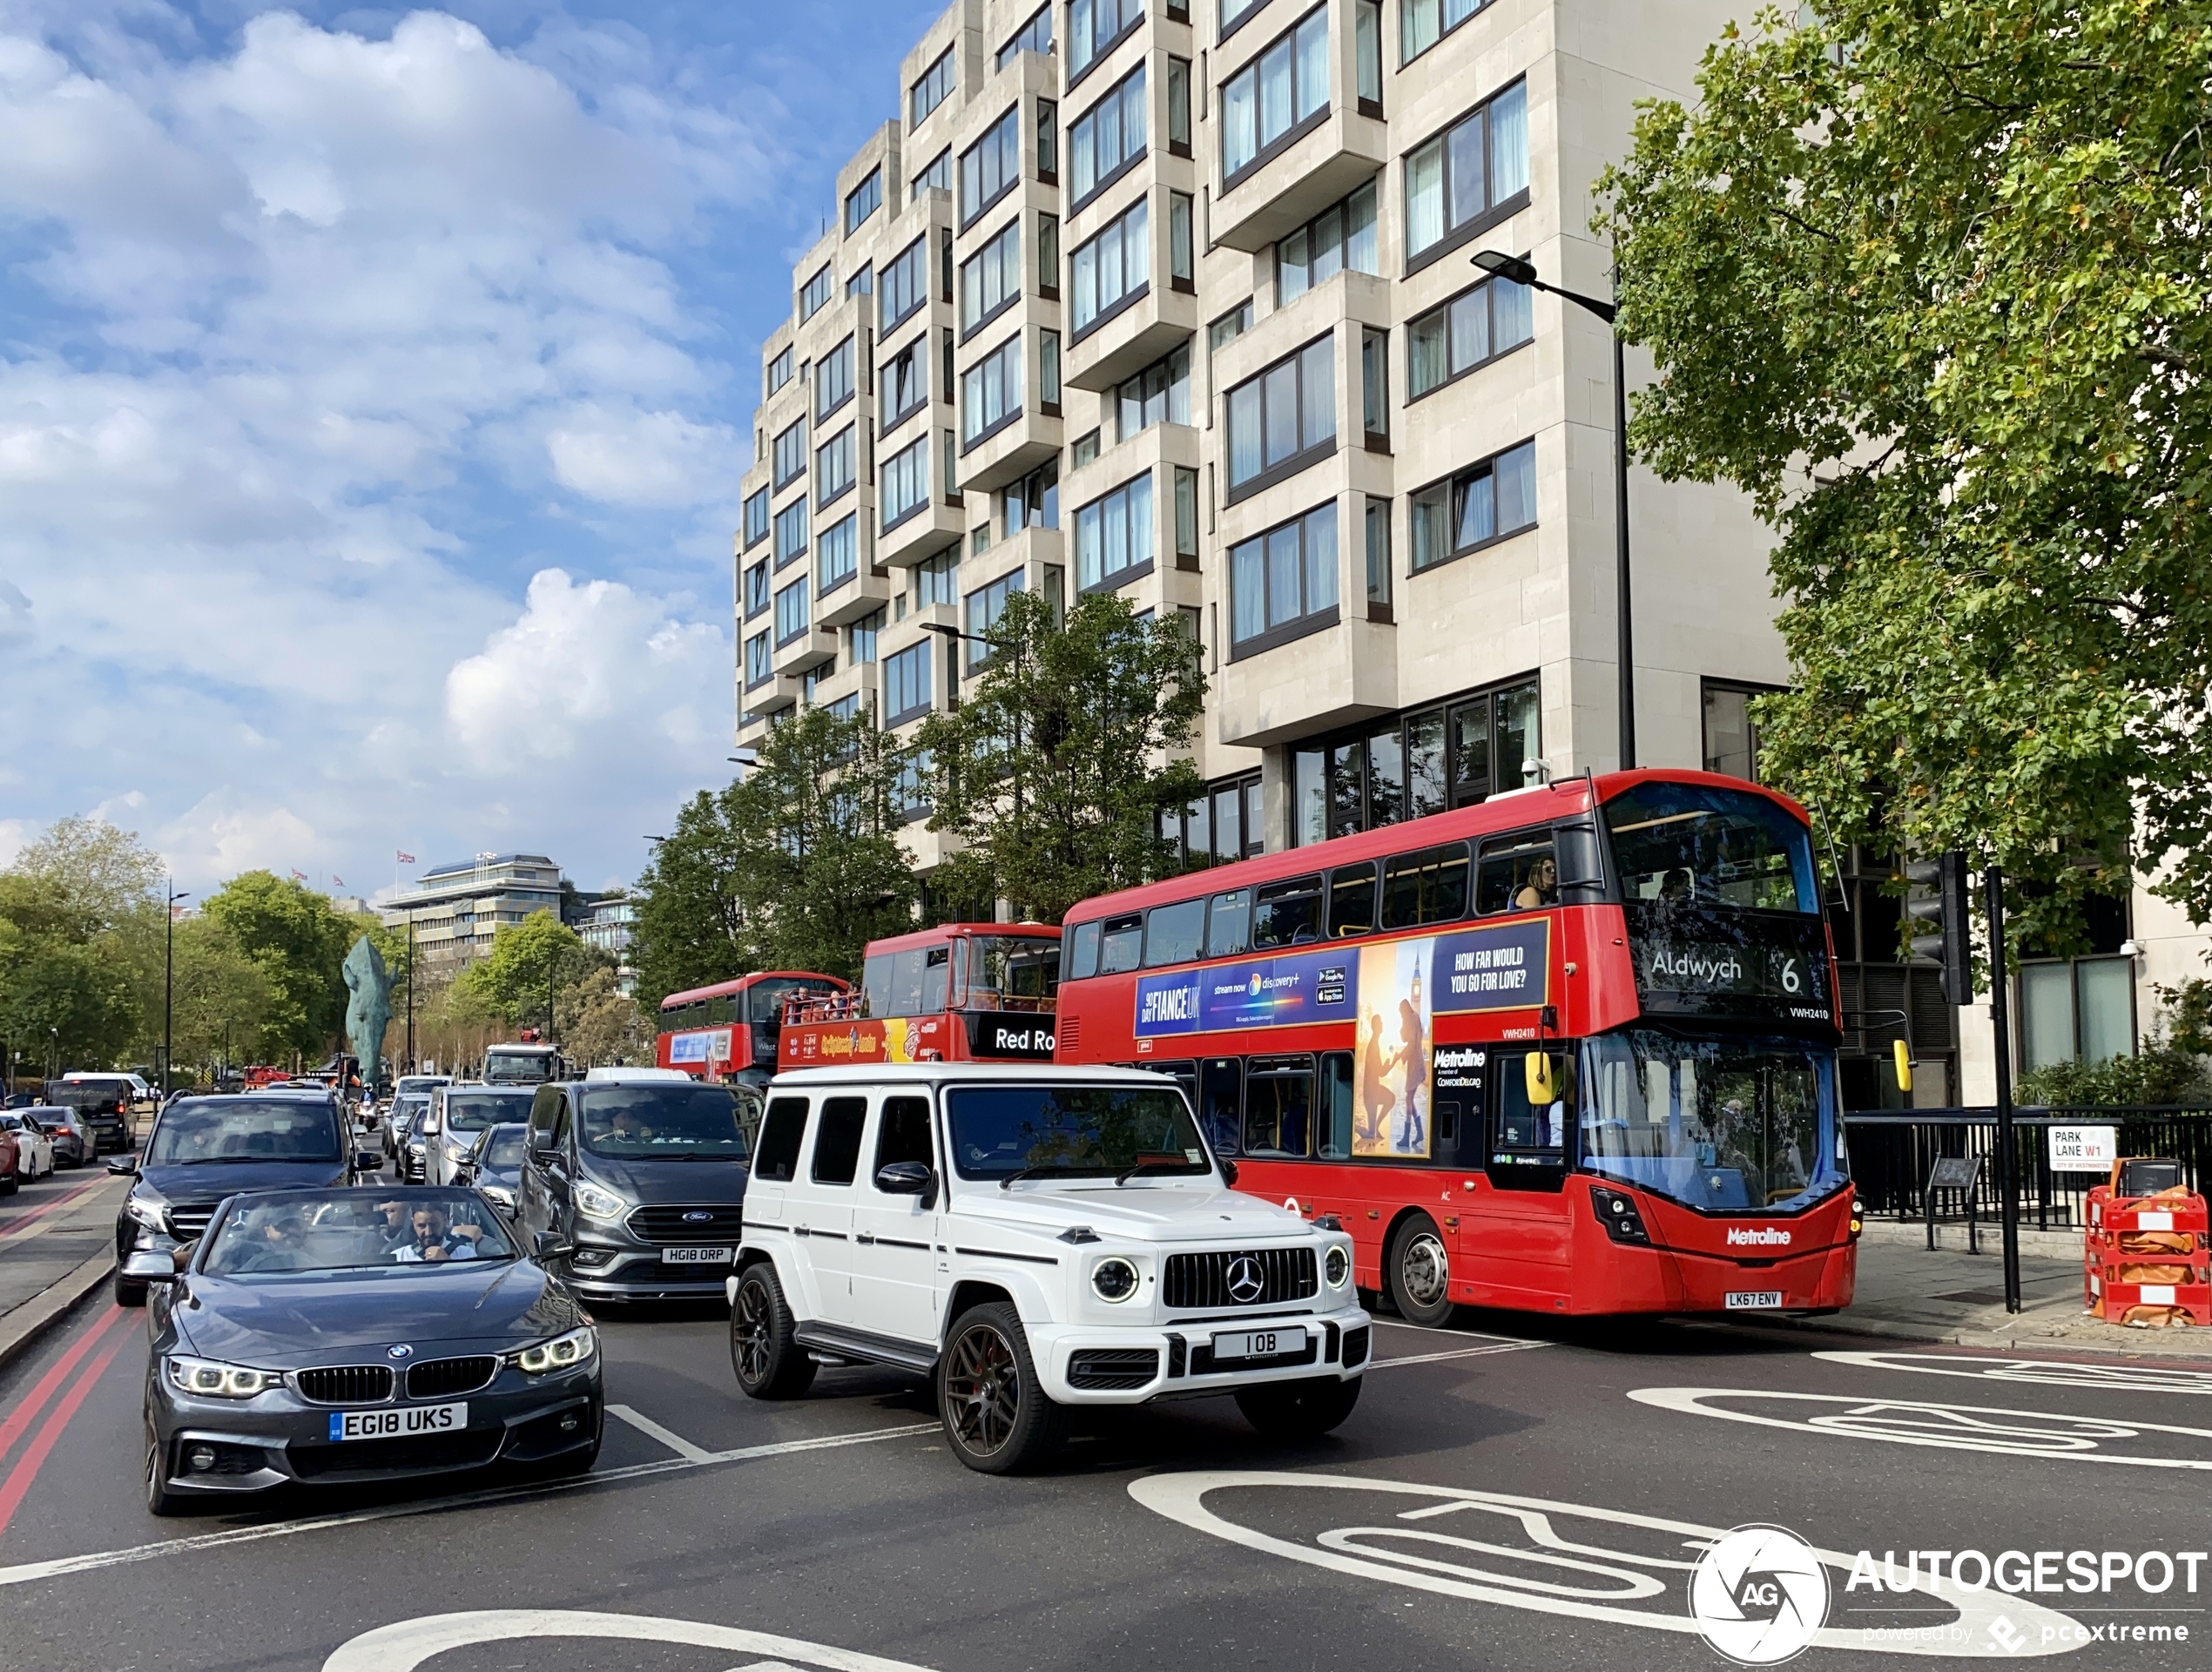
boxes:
[779,923,1061,1069]
[658,971,848,1088]
[1052,769,1859,1323]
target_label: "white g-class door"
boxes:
[795,1094,868,1325]
[849,1092,942,1343]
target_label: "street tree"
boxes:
[201,871,359,1060]
[0,817,164,1073]
[455,909,608,1034]
[914,590,1205,925]
[558,966,651,1066]
[1597,0,2212,951]
[632,702,917,1001]
[133,918,273,1080]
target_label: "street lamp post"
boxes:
[1473,251,1636,771]
[163,880,191,1098]
[405,907,416,1074]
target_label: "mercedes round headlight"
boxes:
[166,1355,279,1399]
[573,1182,629,1222]
[1325,1244,1350,1288]
[515,1325,597,1374]
[1091,1257,1140,1303]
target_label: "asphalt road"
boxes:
[3,1192,2210,1671]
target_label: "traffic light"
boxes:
[1905,850,1973,1004]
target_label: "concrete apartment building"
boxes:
[732,0,2196,1103]
[381,854,570,974]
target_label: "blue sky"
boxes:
[0,0,941,899]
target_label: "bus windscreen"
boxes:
[1603,783,1817,914]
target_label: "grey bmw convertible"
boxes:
[133,1185,603,1514]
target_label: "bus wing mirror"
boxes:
[1525,1053,1557,1107]
[1892,1039,1913,1096]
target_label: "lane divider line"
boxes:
[0,1419,941,1589]
[1370,1342,1551,1369]
[605,1404,717,1463]
[0,1318,135,1539]
[1370,1318,1544,1345]
[0,1306,128,1469]
[0,1177,113,1244]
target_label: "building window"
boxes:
[1069,64,1147,209]
[1361,327,1388,446]
[1075,471,1155,593]
[1355,0,1383,105]
[1702,679,1781,782]
[2022,959,2137,1072]
[1290,676,1539,845]
[818,513,859,594]
[961,105,1021,227]
[1167,57,1193,154]
[1230,500,1339,653]
[1116,343,1192,442]
[745,559,771,619]
[775,577,810,646]
[999,5,1052,68]
[1277,181,1379,304]
[1069,0,1143,83]
[1072,429,1102,469]
[1402,0,1492,64]
[961,334,1023,448]
[910,45,955,129]
[914,547,959,608]
[765,347,794,396]
[745,630,772,689]
[850,609,883,664]
[775,498,809,569]
[963,567,1026,668]
[1037,98,1058,184]
[912,146,951,197]
[1036,218,1062,302]
[825,693,861,724]
[960,219,1022,338]
[1406,80,1529,267]
[743,488,770,549]
[1364,496,1391,609]
[1222,8,1330,186]
[1004,458,1059,535]
[881,240,927,336]
[846,264,873,300]
[1209,298,1255,351]
[1409,439,1536,571]
[1175,467,1200,565]
[1224,334,1336,501]
[1070,195,1150,339]
[1164,772,1265,870]
[815,426,856,508]
[772,419,807,490]
[846,167,882,235]
[885,639,934,725]
[799,264,833,321]
[1220,0,1270,37]
[816,337,856,421]
[881,336,928,432]
[882,434,931,529]
[1040,327,1062,412]
[942,425,960,497]
[1407,268,1534,400]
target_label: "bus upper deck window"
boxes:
[1144,899,1206,967]
[1328,862,1377,937]
[1383,842,1469,929]
[863,955,894,1016]
[1100,914,1143,974]
[1207,889,1251,959]
[1251,874,1323,948]
[921,945,951,1011]
[1475,832,1556,915]
[1068,920,1101,980]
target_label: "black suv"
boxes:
[111,1089,381,1305]
[44,1077,136,1153]
[517,1073,752,1304]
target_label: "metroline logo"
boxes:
[1727,1227,1792,1247]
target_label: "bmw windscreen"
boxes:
[579,1084,749,1159]
[146,1101,341,1165]
[199,1190,513,1274]
[946,1084,1211,1182]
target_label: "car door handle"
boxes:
[854,1232,875,1245]
[794,1225,812,1237]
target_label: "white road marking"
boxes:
[1371,1342,1551,1368]
[322,1609,941,1672]
[0,1421,940,1591]
[1372,1318,1541,1344]
[607,1404,717,1463]
[1629,1386,2212,1467]
[1126,1472,2080,1655]
[1814,1350,2212,1396]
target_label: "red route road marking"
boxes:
[0,1319,136,1540]
[0,1176,112,1242]
[0,1306,128,1469]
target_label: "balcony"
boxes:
[1216,611,1399,747]
[1210,2,1386,253]
[772,620,837,679]
[954,317,1062,495]
[818,558,894,629]
[1064,174,1201,394]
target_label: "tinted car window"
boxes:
[874,1096,934,1172]
[578,1085,748,1159]
[202,1189,511,1275]
[810,1096,868,1184]
[482,1127,529,1167]
[443,1089,536,1133]
[945,1084,1210,1180]
[146,1100,341,1164]
[754,1097,808,1181]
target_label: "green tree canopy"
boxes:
[201,871,359,1059]
[0,817,165,1073]
[1598,0,2212,951]
[455,909,608,1031]
[914,590,1206,924]
[632,703,918,1004]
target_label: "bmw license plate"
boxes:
[663,1245,734,1265]
[1211,1325,1310,1362]
[1724,1291,1784,1310]
[330,1402,466,1441]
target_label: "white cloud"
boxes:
[545,404,743,509]
[156,792,321,881]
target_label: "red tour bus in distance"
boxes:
[779,923,1061,1069]
[1051,768,1859,1324]
[658,971,848,1089]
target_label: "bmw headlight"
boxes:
[1090,1257,1140,1303]
[515,1325,597,1374]
[166,1355,280,1399]
[126,1191,169,1232]
[573,1182,629,1222]
[1325,1244,1350,1288]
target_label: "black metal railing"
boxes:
[1843,1106,2212,1230]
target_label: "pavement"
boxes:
[0,1163,127,1373]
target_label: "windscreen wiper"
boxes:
[1114,1158,1190,1186]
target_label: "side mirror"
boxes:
[1525,1052,1557,1107]
[1220,1158,1239,1187]
[107,1156,138,1176]
[529,1129,558,1156]
[873,1160,933,1195]
[122,1251,179,1283]
[532,1230,574,1263]
[354,1150,382,1173]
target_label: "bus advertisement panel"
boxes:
[1053,770,1859,1325]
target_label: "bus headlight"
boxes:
[1325,1245,1350,1287]
[1091,1257,1139,1302]
[1590,1186,1651,1244]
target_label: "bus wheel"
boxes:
[1387,1214,1455,1327]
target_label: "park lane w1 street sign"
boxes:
[2046,1125,2119,1172]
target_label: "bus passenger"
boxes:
[1514,856,1559,910]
